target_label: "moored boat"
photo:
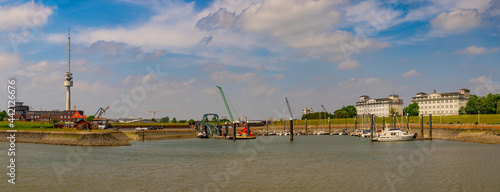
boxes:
[377,128,415,142]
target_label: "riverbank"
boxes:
[123,129,197,141]
[0,130,131,146]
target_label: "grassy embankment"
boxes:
[269,114,500,126]
[0,121,109,132]
[109,122,188,127]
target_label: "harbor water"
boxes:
[2,136,499,191]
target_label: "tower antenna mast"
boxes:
[64,28,73,110]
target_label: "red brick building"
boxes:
[11,102,84,122]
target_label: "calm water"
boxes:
[1,136,499,191]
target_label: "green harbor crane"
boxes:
[216,86,235,123]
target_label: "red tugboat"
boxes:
[235,122,256,139]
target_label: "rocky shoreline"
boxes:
[0,130,131,146]
[0,129,197,146]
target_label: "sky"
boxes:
[0,0,499,121]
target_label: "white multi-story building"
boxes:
[411,89,470,116]
[355,94,404,117]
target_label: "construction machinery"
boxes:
[149,110,174,119]
[216,86,235,123]
[94,106,109,118]
[195,113,221,138]
[217,86,254,139]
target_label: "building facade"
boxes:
[11,102,84,122]
[355,94,404,117]
[411,89,470,116]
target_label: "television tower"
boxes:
[64,28,73,111]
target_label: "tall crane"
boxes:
[216,86,235,123]
[149,110,174,119]
[94,106,109,118]
[285,96,294,120]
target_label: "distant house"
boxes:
[75,119,91,130]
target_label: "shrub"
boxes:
[449,122,453,124]
[457,121,461,124]
[474,121,478,125]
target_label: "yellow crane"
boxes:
[149,110,174,119]
[95,106,110,118]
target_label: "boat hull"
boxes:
[235,135,256,139]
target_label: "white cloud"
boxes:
[469,75,500,95]
[0,52,20,70]
[337,60,360,70]
[46,2,205,53]
[0,2,53,31]
[337,77,381,86]
[430,9,481,34]
[210,71,259,84]
[455,45,499,55]
[242,83,280,97]
[402,69,422,78]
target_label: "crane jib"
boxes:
[217,86,235,123]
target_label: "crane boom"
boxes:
[96,106,109,118]
[217,86,234,122]
[285,96,294,120]
[321,105,328,113]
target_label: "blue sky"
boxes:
[0,0,499,120]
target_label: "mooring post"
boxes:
[382,116,385,129]
[393,114,396,129]
[225,122,229,137]
[290,119,294,141]
[305,118,308,133]
[328,117,331,133]
[406,113,409,132]
[247,121,250,136]
[420,113,424,138]
[266,120,269,134]
[370,114,374,140]
[142,130,145,142]
[233,121,236,141]
[429,113,432,140]
[354,116,357,131]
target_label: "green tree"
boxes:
[342,105,357,118]
[0,110,8,121]
[403,102,420,116]
[389,107,399,116]
[464,95,479,114]
[160,116,169,123]
[211,116,217,122]
[151,118,157,122]
[333,110,348,118]
[86,115,95,122]
[172,118,177,123]
[459,106,466,115]
[188,119,195,125]
[51,118,59,124]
